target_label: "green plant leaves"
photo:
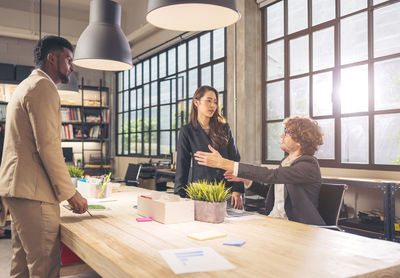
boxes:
[67,166,84,178]
[184,179,232,203]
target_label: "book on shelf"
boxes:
[61,107,81,122]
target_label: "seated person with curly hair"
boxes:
[194,116,325,225]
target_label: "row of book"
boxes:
[61,107,82,122]
[62,124,108,140]
[61,107,110,123]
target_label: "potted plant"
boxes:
[185,180,231,223]
[68,166,84,188]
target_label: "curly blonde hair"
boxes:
[283,116,323,156]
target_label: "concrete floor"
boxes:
[0,234,100,278]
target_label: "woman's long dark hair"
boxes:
[190,86,228,149]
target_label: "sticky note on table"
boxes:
[223,239,246,246]
[136,217,152,222]
[187,231,227,241]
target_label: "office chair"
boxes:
[317,183,348,231]
[125,163,141,186]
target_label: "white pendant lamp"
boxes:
[146,0,241,31]
[73,0,132,71]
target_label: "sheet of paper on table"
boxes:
[225,209,265,221]
[159,247,235,274]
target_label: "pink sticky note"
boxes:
[136,217,152,222]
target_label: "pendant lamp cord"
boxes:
[58,0,60,37]
[39,0,42,39]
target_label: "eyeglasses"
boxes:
[284,128,291,135]
[199,99,217,106]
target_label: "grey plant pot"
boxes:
[194,200,227,223]
[71,177,78,188]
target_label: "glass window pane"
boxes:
[341,116,369,164]
[375,113,400,164]
[151,107,157,130]
[117,134,122,154]
[213,28,225,60]
[151,131,158,156]
[159,52,167,78]
[340,64,368,113]
[123,91,129,111]
[374,2,400,58]
[143,84,150,107]
[151,82,158,106]
[168,48,176,75]
[312,0,335,26]
[160,131,170,154]
[123,112,129,133]
[341,12,368,65]
[266,81,284,120]
[341,0,367,16]
[136,63,142,86]
[130,89,136,110]
[178,100,187,129]
[288,0,308,34]
[315,119,335,159]
[151,56,158,81]
[117,113,122,133]
[201,66,211,86]
[130,133,136,154]
[200,33,211,64]
[171,131,176,153]
[118,72,123,92]
[266,122,284,160]
[123,134,129,155]
[177,73,186,100]
[129,68,135,88]
[266,40,284,81]
[137,133,142,154]
[130,111,136,133]
[143,60,150,84]
[313,27,334,71]
[137,88,142,109]
[188,69,198,98]
[374,0,388,4]
[160,105,170,130]
[123,70,129,90]
[137,112,142,132]
[290,76,309,117]
[143,108,149,131]
[171,103,176,130]
[374,57,400,111]
[266,1,284,41]
[160,81,170,105]
[178,44,187,72]
[313,71,333,116]
[290,35,309,76]
[144,132,149,156]
[171,78,176,103]
[188,38,198,68]
[118,93,122,112]
[213,62,225,92]
[219,93,225,116]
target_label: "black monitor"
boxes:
[125,163,141,186]
[62,147,73,163]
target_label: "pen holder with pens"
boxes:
[77,173,112,199]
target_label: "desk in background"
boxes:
[61,186,400,278]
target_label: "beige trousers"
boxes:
[4,197,61,278]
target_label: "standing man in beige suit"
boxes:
[0,36,88,278]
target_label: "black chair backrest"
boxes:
[318,183,347,226]
[125,163,141,182]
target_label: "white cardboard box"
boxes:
[77,180,112,199]
[137,193,194,224]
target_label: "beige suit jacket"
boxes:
[0,69,76,210]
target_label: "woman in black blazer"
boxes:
[175,86,244,209]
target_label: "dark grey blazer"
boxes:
[239,155,325,225]
[175,122,244,197]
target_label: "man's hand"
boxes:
[67,191,88,214]
[194,145,227,169]
[224,171,252,187]
[231,191,243,210]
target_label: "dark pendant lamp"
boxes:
[55,0,79,93]
[146,0,241,31]
[73,0,132,71]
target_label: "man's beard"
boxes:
[57,60,70,84]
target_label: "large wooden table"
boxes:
[60,187,400,278]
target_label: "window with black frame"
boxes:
[116,29,227,157]
[263,0,400,170]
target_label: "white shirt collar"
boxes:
[36,68,57,89]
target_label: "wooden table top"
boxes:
[60,187,400,278]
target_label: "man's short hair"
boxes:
[33,36,73,68]
[283,116,323,156]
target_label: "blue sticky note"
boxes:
[223,239,246,246]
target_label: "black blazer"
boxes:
[175,122,244,197]
[239,155,325,225]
